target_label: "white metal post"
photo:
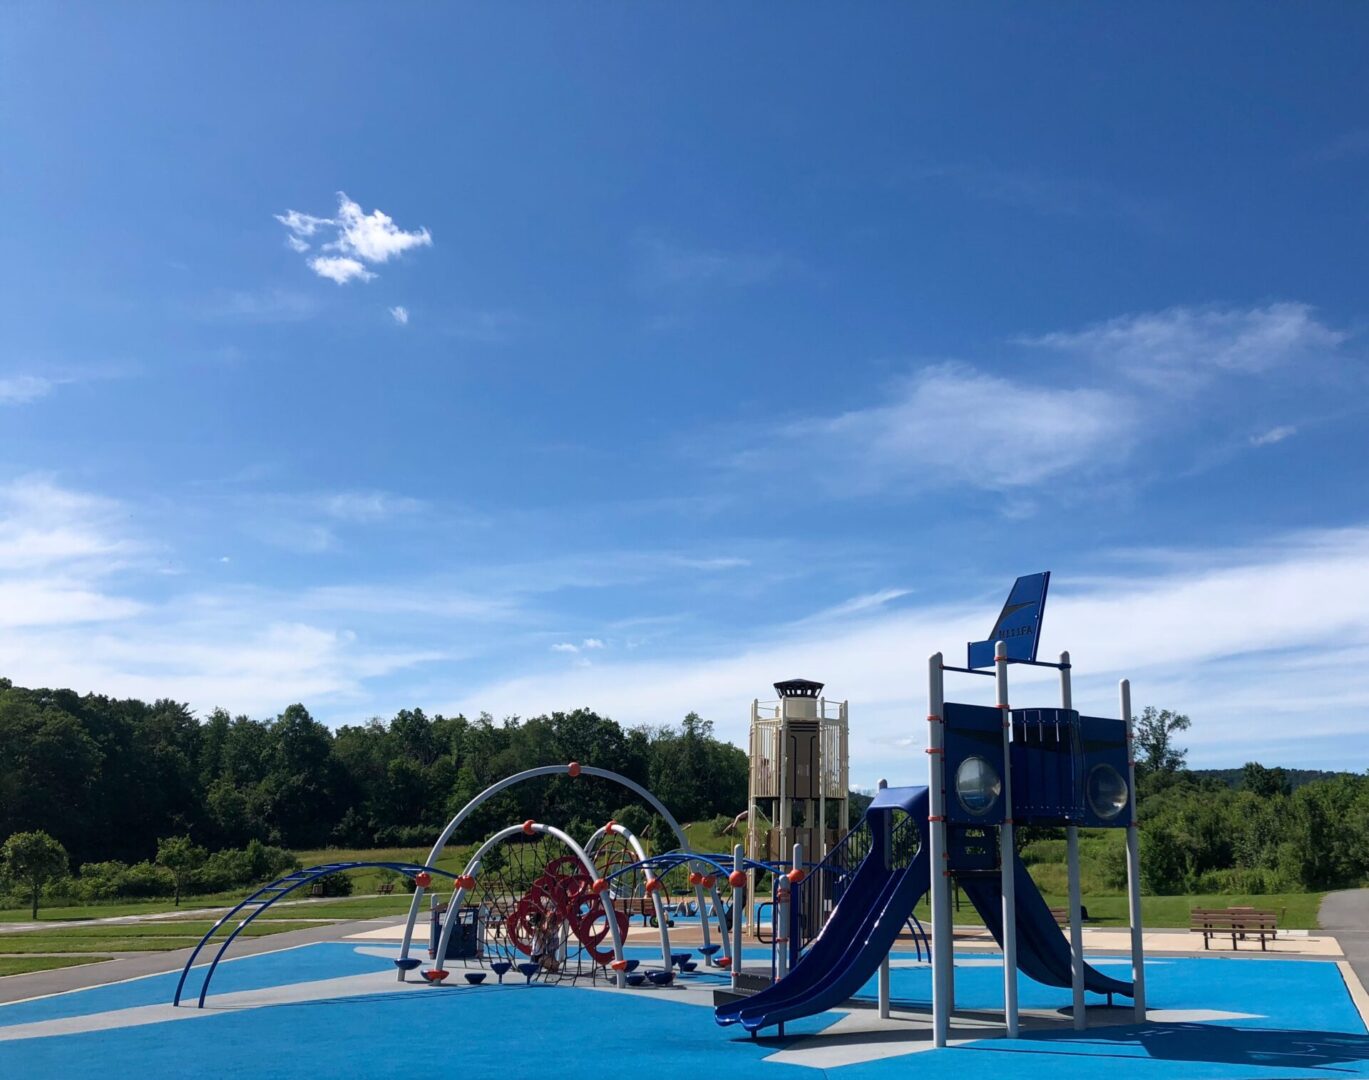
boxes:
[996,640,1019,1039]
[731,843,745,988]
[928,654,952,1047]
[1121,679,1146,1020]
[1062,650,1086,1031]
[877,778,891,1019]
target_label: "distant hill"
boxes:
[1192,767,1355,791]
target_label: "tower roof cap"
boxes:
[773,678,824,698]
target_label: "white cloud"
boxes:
[448,524,1369,781]
[1022,302,1347,392]
[551,642,579,653]
[317,491,424,523]
[277,192,432,285]
[582,638,605,649]
[0,375,54,405]
[1251,425,1296,447]
[308,255,375,285]
[807,588,912,622]
[331,196,431,264]
[390,305,410,325]
[0,477,139,573]
[749,363,1128,493]
[274,209,331,239]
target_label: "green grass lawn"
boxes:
[910,890,1325,930]
[0,955,116,977]
[0,920,324,954]
[0,893,250,923]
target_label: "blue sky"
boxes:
[2,4,1368,783]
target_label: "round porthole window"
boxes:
[954,756,1002,817]
[1087,764,1129,820]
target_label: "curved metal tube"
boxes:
[587,822,671,972]
[397,764,693,971]
[174,860,457,1008]
[432,823,626,986]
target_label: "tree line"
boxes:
[1132,707,1369,893]
[0,676,748,869]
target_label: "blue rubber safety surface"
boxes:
[0,943,1365,1080]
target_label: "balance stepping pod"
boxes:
[490,961,512,984]
[516,962,541,984]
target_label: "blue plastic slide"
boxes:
[715,786,931,1033]
[958,852,1133,998]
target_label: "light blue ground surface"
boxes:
[0,943,1364,1079]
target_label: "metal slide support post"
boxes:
[1121,678,1147,1020]
[790,841,803,977]
[731,843,745,989]
[1062,651,1086,1031]
[928,654,953,1048]
[996,640,1019,1039]
[877,777,891,1019]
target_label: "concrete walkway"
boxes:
[1320,889,1369,986]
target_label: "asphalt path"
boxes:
[1319,889,1369,987]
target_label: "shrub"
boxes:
[74,860,129,902]
[118,860,174,898]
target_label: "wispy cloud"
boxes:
[0,375,55,405]
[199,288,319,322]
[1021,302,1347,393]
[634,233,797,289]
[907,162,1166,229]
[276,193,432,285]
[317,491,424,523]
[730,301,1353,501]
[389,305,410,325]
[1316,128,1369,163]
[238,489,427,553]
[737,362,1129,494]
[449,524,1369,779]
[808,588,912,622]
[1251,425,1296,447]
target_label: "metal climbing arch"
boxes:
[173,860,456,1008]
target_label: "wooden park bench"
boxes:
[1190,906,1278,950]
[377,882,396,895]
[1047,906,1090,925]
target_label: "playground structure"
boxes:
[715,571,1147,1045]
[174,571,1149,1053]
[746,678,849,934]
[175,762,797,1005]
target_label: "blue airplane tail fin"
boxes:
[967,571,1050,669]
